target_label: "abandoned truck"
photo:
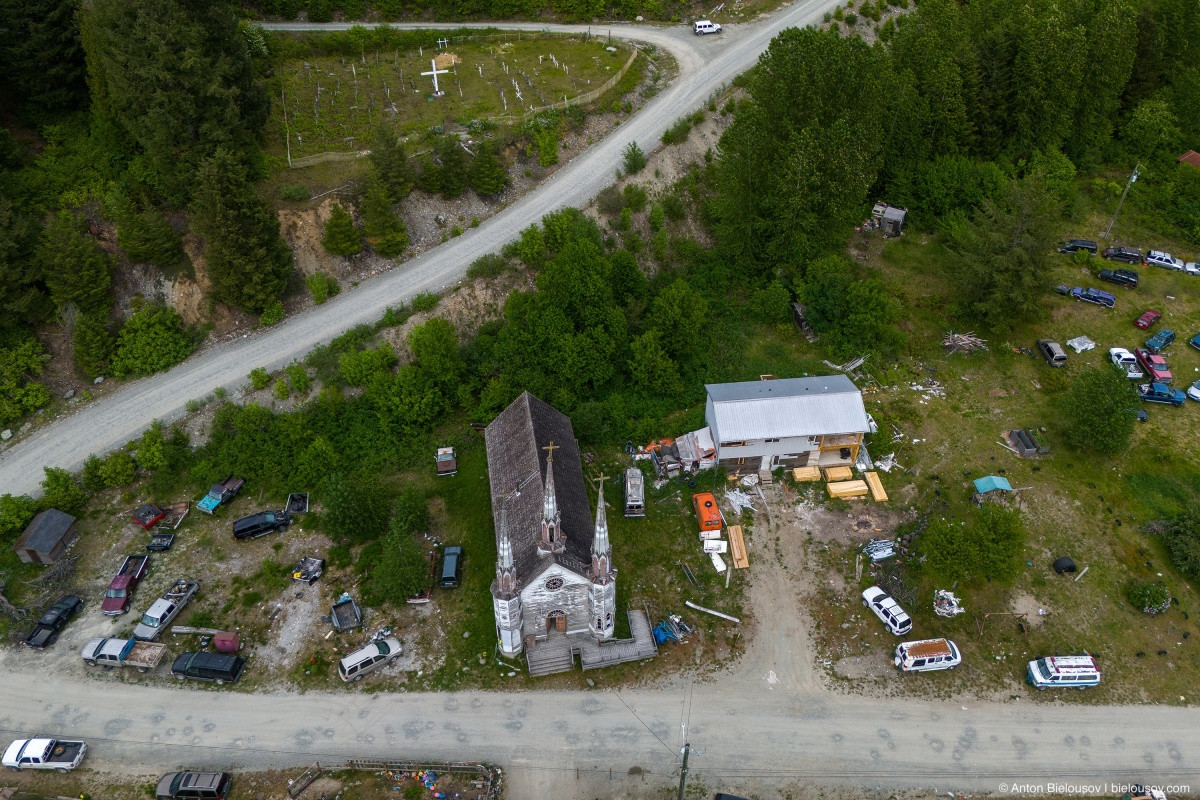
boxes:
[2,737,88,772]
[132,579,198,641]
[101,555,150,616]
[81,637,169,673]
[197,476,244,514]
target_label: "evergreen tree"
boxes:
[369,126,413,201]
[39,213,112,316]
[434,137,470,199]
[468,142,508,197]
[112,195,185,266]
[80,0,269,202]
[0,0,88,113]
[321,203,362,256]
[361,178,409,258]
[191,148,292,312]
[72,312,114,379]
[0,199,49,338]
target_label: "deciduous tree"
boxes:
[1059,366,1138,454]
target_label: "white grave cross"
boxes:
[421,59,449,98]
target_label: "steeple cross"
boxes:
[542,441,559,462]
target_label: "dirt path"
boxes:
[0,0,847,497]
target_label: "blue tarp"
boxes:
[973,475,1013,494]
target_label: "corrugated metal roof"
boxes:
[705,376,869,441]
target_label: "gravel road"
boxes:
[0,0,841,497]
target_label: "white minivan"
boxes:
[693,19,722,35]
[1026,655,1100,690]
[895,638,961,672]
[339,636,402,682]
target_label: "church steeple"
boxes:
[495,506,518,597]
[589,475,613,583]
[538,442,564,555]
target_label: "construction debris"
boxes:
[685,600,741,624]
[909,378,946,398]
[874,452,901,473]
[1066,335,1095,353]
[862,539,896,562]
[943,331,988,354]
[934,589,965,617]
[725,489,755,516]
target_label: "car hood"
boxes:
[100,596,127,613]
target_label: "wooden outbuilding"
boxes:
[14,508,77,564]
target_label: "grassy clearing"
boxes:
[268,37,631,160]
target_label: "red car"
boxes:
[1135,347,1172,383]
[101,555,149,615]
[1136,309,1162,330]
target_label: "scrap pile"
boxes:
[652,614,695,645]
[943,331,988,354]
[391,769,446,796]
[934,589,965,617]
[862,538,896,562]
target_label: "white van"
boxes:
[1026,655,1100,690]
[693,19,722,35]
[894,638,961,672]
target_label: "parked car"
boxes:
[132,579,198,641]
[1145,328,1176,353]
[1191,333,1200,351]
[338,636,402,681]
[1138,382,1186,406]
[1102,246,1143,264]
[1026,655,1101,690]
[231,510,290,541]
[1036,339,1067,367]
[81,636,169,673]
[156,771,232,800]
[22,595,83,650]
[1054,284,1070,296]
[1146,250,1184,270]
[2,738,87,772]
[440,545,463,588]
[101,555,150,615]
[1135,309,1162,330]
[435,446,457,476]
[693,19,722,34]
[172,651,246,685]
[1134,348,1172,382]
[1186,261,1200,276]
[1070,287,1116,307]
[1188,380,1200,402]
[197,476,244,514]
[1057,239,1098,254]
[1109,347,1144,379]
[1099,268,1139,288]
[894,638,961,672]
[862,586,912,635]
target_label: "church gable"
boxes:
[484,392,595,585]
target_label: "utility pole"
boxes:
[1102,162,1142,240]
[676,742,690,800]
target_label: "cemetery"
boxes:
[270,34,636,162]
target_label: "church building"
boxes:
[485,392,617,660]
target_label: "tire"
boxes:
[84,659,96,667]
[216,679,225,686]
[137,667,148,674]
[56,767,68,773]
[102,665,114,672]
[175,673,185,680]
[6,766,19,772]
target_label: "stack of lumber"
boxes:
[792,466,821,482]
[822,465,854,482]
[827,480,869,499]
[864,471,888,502]
[728,525,749,569]
[944,331,988,354]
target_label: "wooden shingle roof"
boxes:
[484,392,594,584]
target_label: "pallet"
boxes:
[822,465,854,482]
[792,466,822,482]
[827,479,869,499]
[864,471,888,502]
[728,524,749,569]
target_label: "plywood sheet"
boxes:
[728,524,749,569]
[864,471,888,502]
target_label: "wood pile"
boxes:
[827,480,869,499]
[727,525,749,569]
[792,466,821,482]
[822,465,853,482]
[864,471,888,502]
[944,331,988,354]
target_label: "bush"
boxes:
[622,141,647,174]
[1127,581,1171,614]
[285,362,311,395]
[1059,367,1137,454]
[72,313,114,379]
[40,467,87,514]
[411,292,439,313]
[279,183,310,202]
[596,186,623,218]
[648,202,665,232]
[109,304,198,379]
[1156,511,1200,580]
[98,450,137,488]
[338,343,398,386]
[0,337,52,425]
[249,367,271,390]
[845,12,857,24]
[662,194,686,222]
[306,271,340,305]
[259,300,285,327]
[751,281,793,324]
[0,494,37,540]
[467,253,508,280]
[914,503,1025,586]
[623,184,648,213]
[273,378,290,400]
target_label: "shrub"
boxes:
[99,450,137,488]
[649,202,665,232]
[622,184,648,213]
[596,186,623,218]
[249,368,271,390]
[1127,581,1171,614]
[662,116,694,145]
[338,343,398,386]
[0,337,52,425]
[845,11,857,23]
[914,503,1025,586]
[279,183,310,202]
[285,362,311,395]
[751,281,793,324]
[833,6,844,19]
[1156,511,1200,580]
[306,271,340,305]
[109,304,198,379]
[259,300,285,327]
[0,494,37,540]
[411,292,439,313]
[467,253,508,280]
[662,194,687,221]
[273,378,290,400]
[1059,366,1138,454]
[72,313,114,379]
[622,141,647,174]
[40,467,87,514]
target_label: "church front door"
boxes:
[547,611,566,632]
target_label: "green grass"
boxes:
[268,37,631,161]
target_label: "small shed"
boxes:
[14,508,78,564]
[871,201,908,236]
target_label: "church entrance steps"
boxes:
[524,610,658,675]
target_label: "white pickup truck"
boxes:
[132,579,198,641]
[2,737,88,772]
[81,636,169,673]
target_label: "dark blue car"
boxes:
[1145,328,1175,354]
[1139,382,1186,406]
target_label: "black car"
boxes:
[22,594,83,650]
[1058,239,1098,254]
[231,510,290,541]
[172,651,246,684]
[1099,268,1139,288]
[1103,246,1143,264]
